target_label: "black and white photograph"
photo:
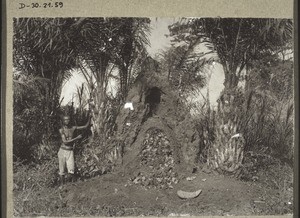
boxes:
[12,17,294,216]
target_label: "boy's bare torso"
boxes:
[60,127,76,146]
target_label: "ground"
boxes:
[13,165,293,217]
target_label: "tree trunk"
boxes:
[224,70,239,91]
[120,66,128,101]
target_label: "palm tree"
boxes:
[169,18,293,90]
[13,18,80,139]
[110,18,151,98]
[13,17,85,161]
[159,43,214,94]
[73,18,151,136]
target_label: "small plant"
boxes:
[204,88,246,175]
[76,135,124,179]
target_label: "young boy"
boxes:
[58,115,91,187]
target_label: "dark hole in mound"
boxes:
[145,87,161,116]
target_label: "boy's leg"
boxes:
[66,150,76,182]
[67,173,76,183]
[58,149,66,187]
[60,175,65,186]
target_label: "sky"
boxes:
[60,18,225,108]
[146,18,175,56]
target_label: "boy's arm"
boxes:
[59,129,82,145]
[75,116,91,130]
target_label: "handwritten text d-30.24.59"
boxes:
[19,2,63,9]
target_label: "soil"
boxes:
[15,166,293,217]
[64,170,260,216]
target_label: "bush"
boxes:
[13,72,63,163]
[13,158,59,192]
[242,59,294,164]
[193,85,293,174]
[239,91,294,165]
[75,135,123,179]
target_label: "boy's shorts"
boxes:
[58,148,75,175]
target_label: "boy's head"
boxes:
[63,115,71,126]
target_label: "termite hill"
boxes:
[113,59,201,187]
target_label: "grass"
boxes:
[240,151,293,215]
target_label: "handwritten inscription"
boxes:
[19,2,63,9]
